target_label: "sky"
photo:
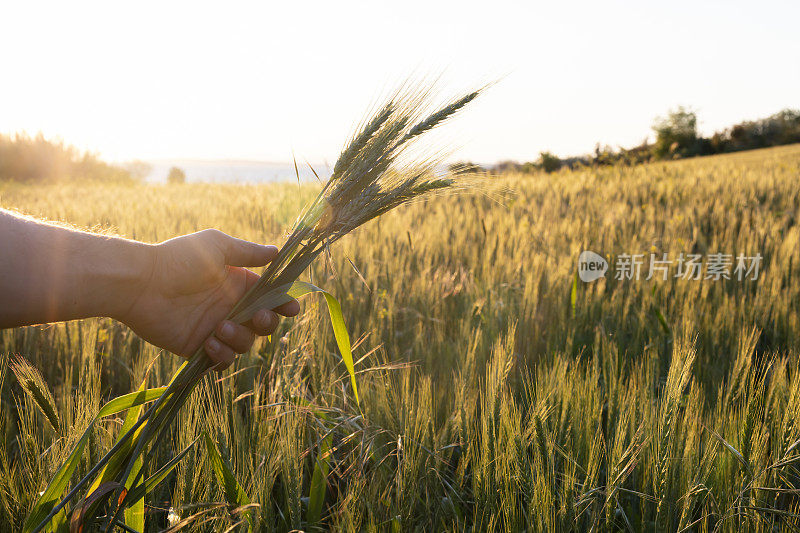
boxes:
[1,0,798,165]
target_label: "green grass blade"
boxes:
[96,380,150,532]
[88,382,149,493]
[288,281,359,405]
[96,387,168,418]
[124,437,198,505]
[570,269,578,319]
[307,433,332,525]
[123,457,144,531]
[203,431,253,532]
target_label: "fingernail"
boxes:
[220,322,234,339]
[206,337,221,354]
[256,310,273,328]
[254,310,266,328]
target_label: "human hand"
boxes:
[119,229,298,370]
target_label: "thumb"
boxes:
[212,231,278,267]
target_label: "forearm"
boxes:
[0,209,154,327]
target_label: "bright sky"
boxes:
[1,0,798,165]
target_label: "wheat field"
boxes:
[2,144,800,531]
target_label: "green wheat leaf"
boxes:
[203,431,254,532]
[288,281,359,405]
[124,437,198,505]
[307,432,332,525]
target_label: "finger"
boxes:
[222,267,260,300]
[216,320,256,354]
[247,309,279,336]
[243,268,261,290]
[204,336,236,371]
[274,299,300,317]
[209,230,279,267]
[227,267,296,313]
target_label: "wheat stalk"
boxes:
[9,355,60,435]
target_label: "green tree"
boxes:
[652,106,698,159]
[538,151,562,173]
[167,166,186,184]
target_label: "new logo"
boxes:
[578,251,608,282]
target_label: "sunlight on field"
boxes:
[2,144,800,530]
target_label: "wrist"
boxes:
[99,238,158,322]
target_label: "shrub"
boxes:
[167,166,186,184]
[538,151,561,173]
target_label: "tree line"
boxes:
[0,133,150,183]
[0,133,190,183]
[451,107,800,174]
